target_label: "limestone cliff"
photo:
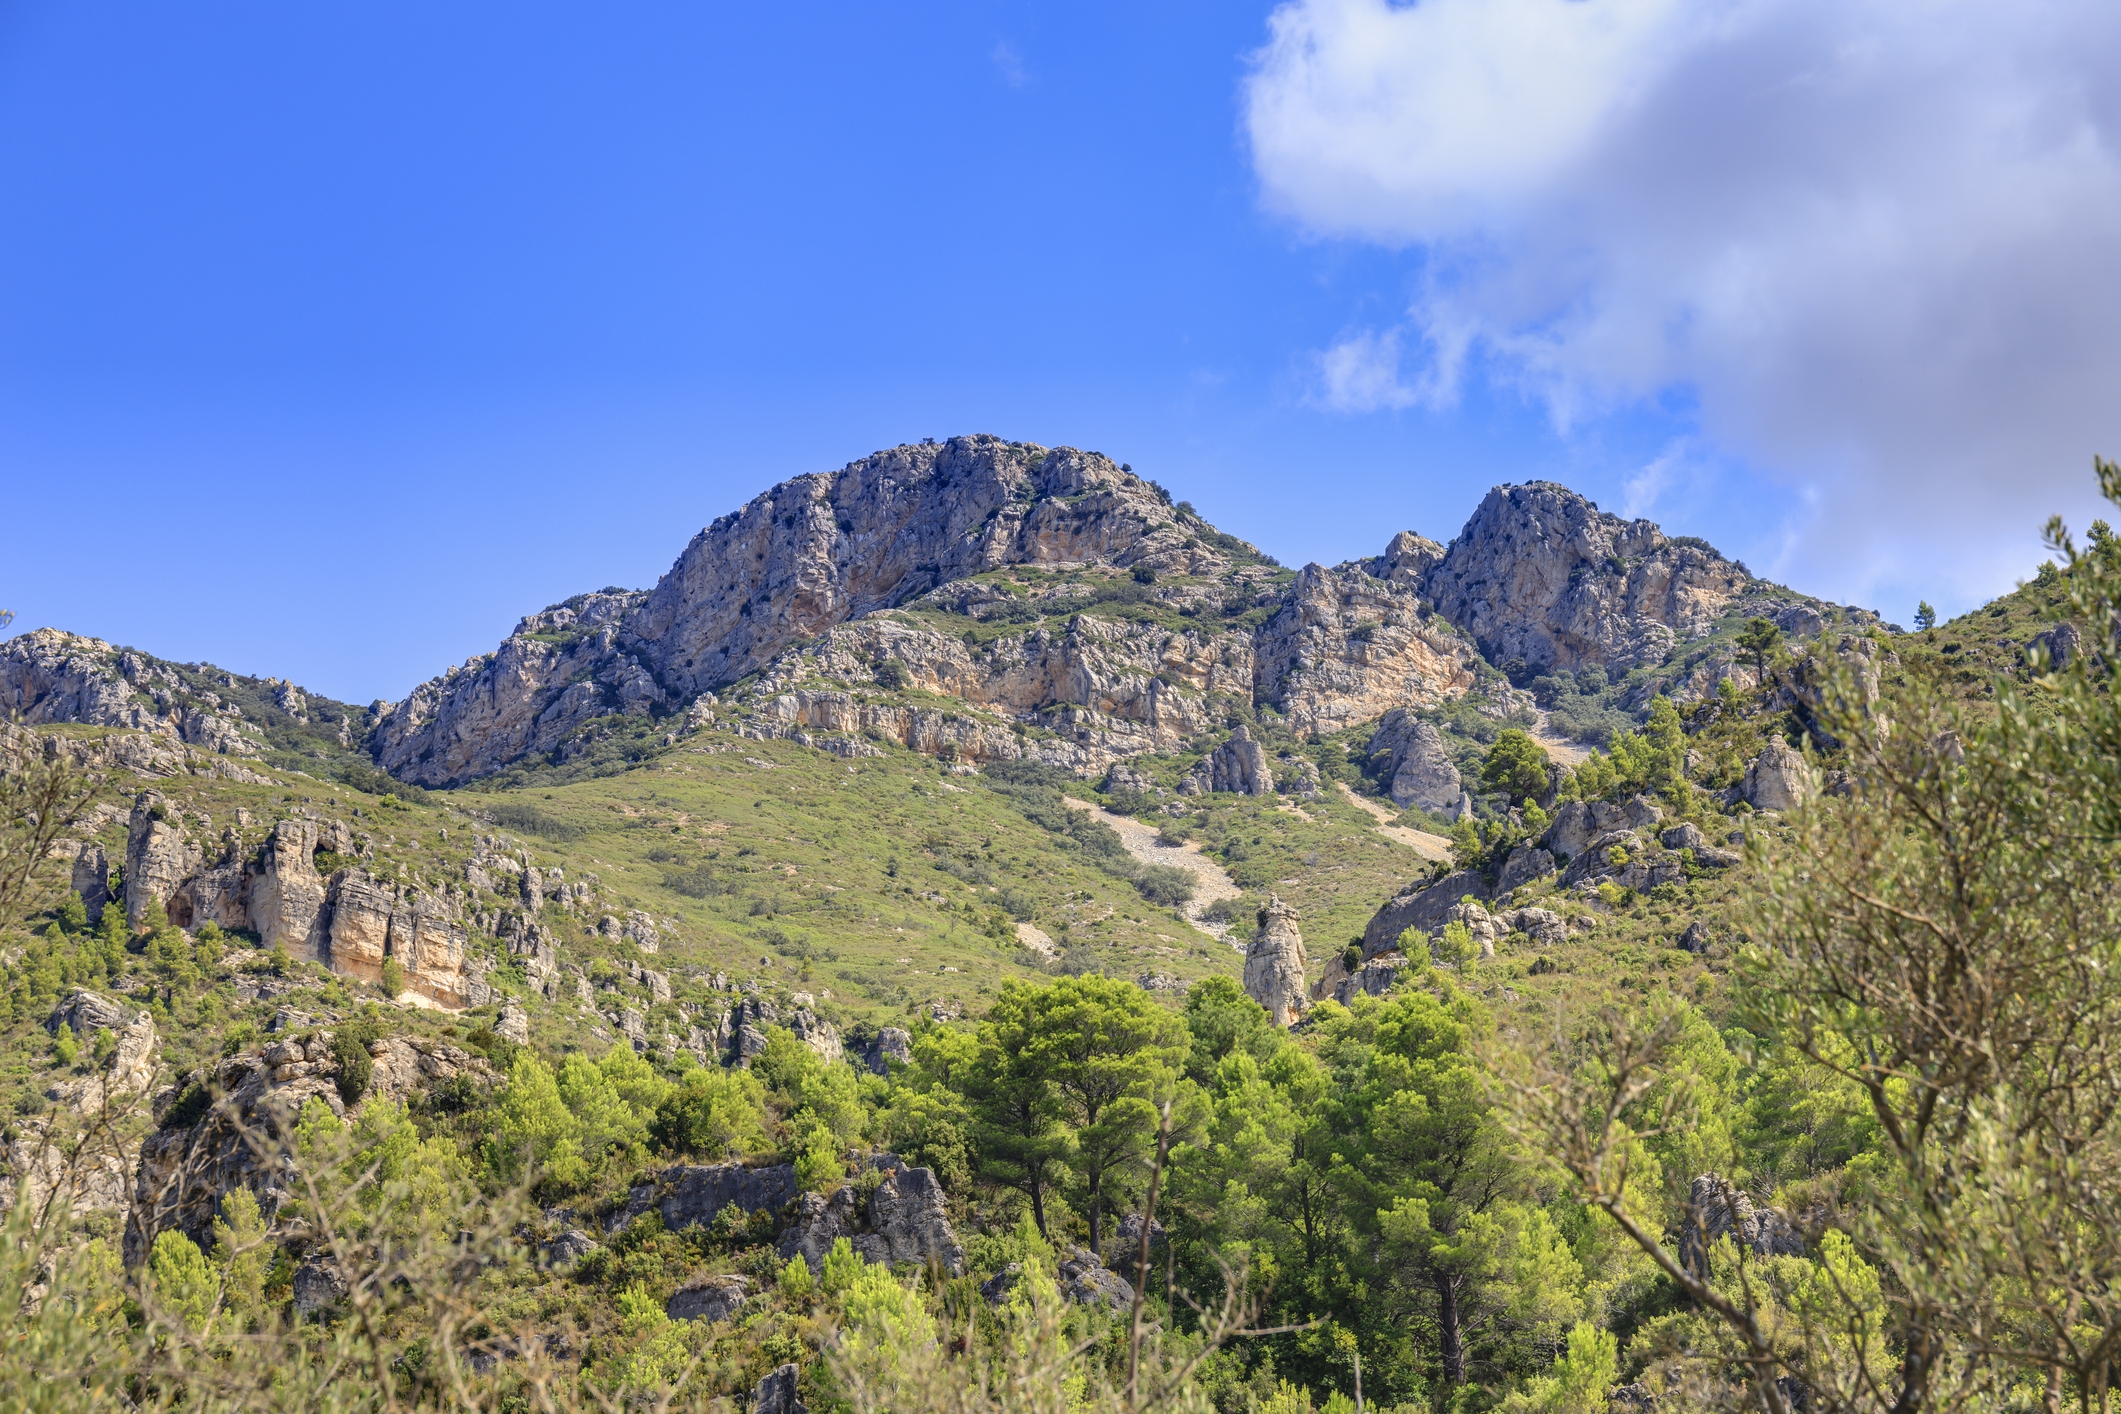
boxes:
[1420,484,1753,674]
[372,437,1210,786]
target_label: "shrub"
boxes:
[380,956,407,997]
[483,801,584,841]
[1133,865,1196,907]
[331,1031,374,1105]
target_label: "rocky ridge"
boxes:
[12,440,1876,800]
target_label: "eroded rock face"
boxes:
[1424,483,1751,673]
[321,872,473,1008]
[1253,562,1477,737]
[1678,1174,1805,1276]
[125,792,202,929]
[71,843,110,926]
[777,1159,965,1275]
[1367,712,1464,813]
[373,437,1195,787]
[1244,894,1308,1027]
[250,820,327,958]
[1363,871,1493,958]
[1188,725,1276,797]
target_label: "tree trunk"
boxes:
[1438,1272,1466,1385]
[1029,1177,1049,1239]
[1088,1177,1104,1257]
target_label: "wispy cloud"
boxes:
[991,41,1028,89]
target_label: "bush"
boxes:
[483,802,584,841]
[662,863,728,897]
[380,956,407,997]
[331,1031,374,1105]
[1133,865,1196,907]
[875,659,912,691]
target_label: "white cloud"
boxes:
[1247,0,2121,608]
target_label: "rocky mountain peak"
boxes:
[370,435,1239,787]
[1422,481,1752,673]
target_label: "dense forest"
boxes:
[5,466,2121,1414]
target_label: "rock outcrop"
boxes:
[125,792,202,929]
[1366,712,1463,813]
[1252,562,1477,737]
[1423,484,1752,673]
[1185,725,1275,797]
[1362,870,1493,957]
[750,1363,806,1414]
[1678,1174,1806,1276]
[251,820,328,957]
[1243,894,1308,1027]
[48,990,158,1109]
[616,1161,802,1235]
[1744,738,1814,811]
[668,1275,750,1324]
[777,1158,964,1274]
[373,437,1207,787]
[320,872,473,1008]
[71,843,111,926]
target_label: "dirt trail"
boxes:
[1335,782,1454,862]
[1529,711,1592,766]
[1063,797,1244,947]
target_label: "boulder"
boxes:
[750,1362,806,1414]
[495,1004,530,1045]
[777,1158,964,1275]
[1661,822,1709,852]
[1676,920,1712,954]
[1495,844,1555,895]
[1057,1249,1134,1311]
[1744,738,1814,812]
[668,1275,750,1324]
[292,1253,350,1316]
[1362,871,1493,958]
[1540,800,1596,861]
[1116,1213,1167,1252]
[1243,895,1308,1027]
[1366,713,1462,813]
[1188,725,1275,796]
[541,1229,601,1268]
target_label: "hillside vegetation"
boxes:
[5,459,2119,1414]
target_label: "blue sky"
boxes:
[5,1,2117,705]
